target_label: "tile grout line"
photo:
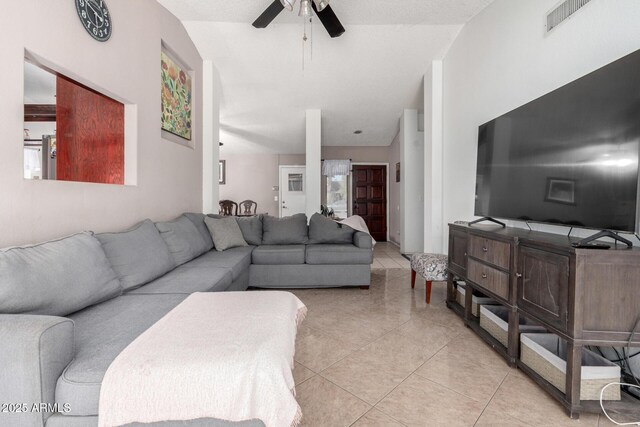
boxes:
[471,373,513,427]
[409,361,511,414]
[295,253,440,426]
[369,338,447,421]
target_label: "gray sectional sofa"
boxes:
[0,212,372,427]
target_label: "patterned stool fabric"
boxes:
[410,253,448,304]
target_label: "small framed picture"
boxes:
[395,162,400,183]
[219,160,226,185]
[545,178,575,205]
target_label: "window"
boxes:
[23,58,125,184]
[288,173,303,192]
[326,175,349,219]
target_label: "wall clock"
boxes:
[75,0,112,42]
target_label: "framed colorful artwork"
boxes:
[161,51,192,141]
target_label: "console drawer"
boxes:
[468,235,510,269]
[467,258,509,300]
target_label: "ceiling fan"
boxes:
[252,0,345,38]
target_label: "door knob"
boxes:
[516,273,523,278]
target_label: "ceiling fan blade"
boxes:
[252,0,285,29]
[312,3,345,38]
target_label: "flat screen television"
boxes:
[475,49,640,233]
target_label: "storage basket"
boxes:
[520,333,621,400]
[479,305,545,347]
[456,283,494,317]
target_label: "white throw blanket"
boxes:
[339,215,377,246]
[98,291,307,427]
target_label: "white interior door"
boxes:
[280,166,306,217]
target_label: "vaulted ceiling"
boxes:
[158,0,494,154]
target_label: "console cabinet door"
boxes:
[517,246,569,331]
[448,229,468,276]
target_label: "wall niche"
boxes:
[23,57,125,184]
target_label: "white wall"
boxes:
[442,0,640,249]
[0,0,207,247]
[388,133,401,245]
[202,61,221,213]
[305,110,322,219]
[423,61,444,253]
[400,109,425,253]
[218,154,281,216]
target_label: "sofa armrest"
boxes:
[0,315,74,427]
[353,232,373,249]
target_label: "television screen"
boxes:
[475,49,640,232]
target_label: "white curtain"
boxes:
[322,159,351,176]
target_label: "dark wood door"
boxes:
[517,245,569,331]
[352,165,387,241]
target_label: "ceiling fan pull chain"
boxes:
[302,16,307,71]
[310,16,313,63]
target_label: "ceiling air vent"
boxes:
[546,0,591,33]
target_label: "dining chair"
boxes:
[219,200,238,216]
[238,200,258,216]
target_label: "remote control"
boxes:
[571,242,611,249]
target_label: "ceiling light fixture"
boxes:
[298,0,313,17]
[279,0,296,12]
[313,0,330,12]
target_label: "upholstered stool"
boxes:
[410,253,448,304]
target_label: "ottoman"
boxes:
[410,253,448,304]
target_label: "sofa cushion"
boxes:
[305,244,373,265]
[0,232,122,316]
[155,215,209,266]
[262,214,308,245]
[204,216,248,252]
[96,220,176,291]
[252,245,305,265]
[181,246,254,281]
[127,264,233,294]
[236,215,263,245]
[56,294,188,416]
[308,213,355,244]
[353,231,373,249]
[183,212,215,251]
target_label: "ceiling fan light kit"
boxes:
[252,0,345,38]
[279,0,296,12]
[298,0,313,17]
[313,0,330,12]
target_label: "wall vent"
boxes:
[546,0,592,33]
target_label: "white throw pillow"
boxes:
[204,216,248,252]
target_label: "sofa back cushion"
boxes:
[262,214,308,245]
[155,215,209,266]
[204,217,248,251]
[182,212,214,251]
[236,215,263,245]
[0,232,122,316]
[96,220,176,291]
[308,213,355,244]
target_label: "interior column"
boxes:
[305,109,322,219]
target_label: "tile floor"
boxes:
[371,242,410,270]
[290,242,619,426]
